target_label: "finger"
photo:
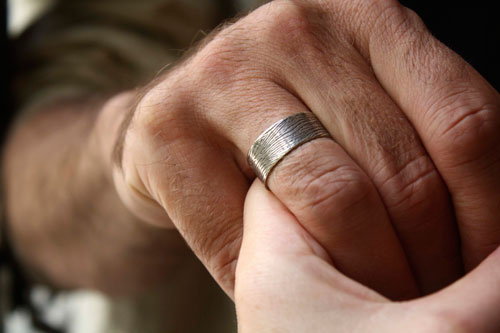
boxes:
[198,78,418,299]
[414,246,500,331]
[258,1,461,293]
[268,138,418,300]
[239,180,387,302]
[122,91,251,297]
[219,89,418,299]
[237,179,325,332]
[189,7,419,299]
[236,180,388,332]
[223,96,418,299]
[239,180,332,272]
[351,0,500,269]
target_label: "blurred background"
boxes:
[2,1,237,332]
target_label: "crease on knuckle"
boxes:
[430,93,500,165]
[378,153,440,214]
[302,166,371,215]
[276,152,372,219]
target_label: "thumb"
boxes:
[235,180,329,330]
[235,180,388,333]
[238,180,331,267]
[420,246,500,330]
[235,180,388,297]
[235,180,336,332]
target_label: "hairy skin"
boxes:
[3,0,500,300]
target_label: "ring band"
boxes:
[247,113,330,187]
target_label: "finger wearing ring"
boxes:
[247,112,331,187]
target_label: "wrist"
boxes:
[91,91,137,179]
[92,90,175,228]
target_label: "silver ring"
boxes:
[247,113,331,187]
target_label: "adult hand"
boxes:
[236,181,500,332]
[109,0,500,299]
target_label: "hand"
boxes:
[236,181,500,332]
[109,0,500,299]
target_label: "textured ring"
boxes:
[247,113,331,187]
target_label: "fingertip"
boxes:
[244,179,290,229]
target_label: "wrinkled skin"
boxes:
[236,181,500,332]
[109,0,500,299]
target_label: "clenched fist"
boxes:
[102,0,500,299]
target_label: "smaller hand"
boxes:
[236,181,500,333]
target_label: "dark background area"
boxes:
[400,1,500,91]
[2,0,12,145]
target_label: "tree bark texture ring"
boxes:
[247,112,331,188]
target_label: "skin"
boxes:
[3,0,500,299]
[236,181,500,333]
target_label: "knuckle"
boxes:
[361,0,411,37]
[272,144,373,219]
[383,4,423,36]
[260,1,313,43]
[302,165,371,216]
[251,1,333,65]
[430,92,500,165]
[193,35,250,86]
[191,10,282,87]
[192,0,339,87]
[132,79,195,147]
[378,154,442,217]
[300,165,372,220]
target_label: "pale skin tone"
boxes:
[236,181,500,332]
[3,0,500,303]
